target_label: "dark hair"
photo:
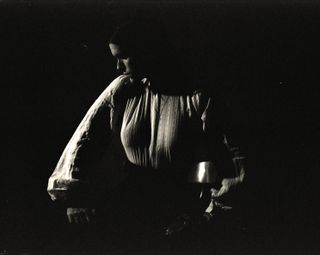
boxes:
[109,20,167,58]
[109,19,197,95]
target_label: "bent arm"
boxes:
[197,93,246,212]
[47,98,111,203]
[47,75,131,204]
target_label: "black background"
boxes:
[1,0,320,254]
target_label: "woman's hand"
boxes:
[67,208,96,224]
[211,168,245,198]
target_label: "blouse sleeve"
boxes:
[47,75,131,204]
[196,91,246,181]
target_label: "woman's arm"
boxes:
[47,75,132,223]
[198,93,246,213]
[48,103,113,202]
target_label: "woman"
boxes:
[47,21,245,232]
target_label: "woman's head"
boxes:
[108,19,196,95]
[109,42,135,76]
[108,20,170,80]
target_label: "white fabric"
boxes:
[47,75,213,201]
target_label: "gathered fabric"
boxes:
[47,75,221,203]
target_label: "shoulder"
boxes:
[110,75,133,89]
[105,75,133,98]
[96,75,134,106]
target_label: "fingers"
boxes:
[67,208,76,223]
[67,208,96,224]
[85,212,91,223]
[67,213,83,224]
[67,213,74,224]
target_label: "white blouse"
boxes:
[47,75,216,202]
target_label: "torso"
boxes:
[117,78,206,170]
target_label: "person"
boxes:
[47,20,245,236]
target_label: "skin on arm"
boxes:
[201,96,246,212]
[211,167,245,198]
